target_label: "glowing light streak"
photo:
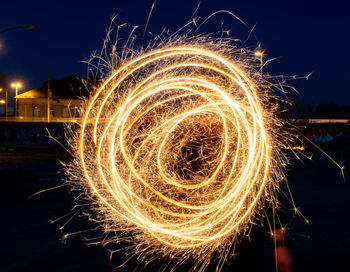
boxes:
[76,42,284,265]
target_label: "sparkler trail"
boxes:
[61,11,296,267]
[70,35,288,269]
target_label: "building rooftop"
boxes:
[15,75,90,99]
[15,88,47,99]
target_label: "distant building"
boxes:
[15,75,89,121]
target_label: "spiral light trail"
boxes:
[79,45,273,252]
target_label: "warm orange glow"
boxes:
[255,50,267,57]
[77,44,281,252]
[11,82,21,88]
[0,100,5,104]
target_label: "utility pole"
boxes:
[47,72,50,123]
[5,89,7,121]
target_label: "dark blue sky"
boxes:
[1,0,349,105]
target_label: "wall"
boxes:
[18,98,82,120]
[0,122,78,150]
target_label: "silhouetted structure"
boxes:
[15,75,89,121]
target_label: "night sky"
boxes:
[1,0,349,105]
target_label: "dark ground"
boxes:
[1,146,350,272]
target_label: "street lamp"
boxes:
[0,25,35,53]
[255,50,267,91]
[254,50,266,79]
[0,88,8,121]
[11,83,21,117]
[0,25,35,34]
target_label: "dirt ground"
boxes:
[1,146,349,272]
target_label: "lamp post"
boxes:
[254,50,266,90]
[0,88,8,121]
[11,83,21,117]
[0,25,35,34]
[0,99,5,118]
